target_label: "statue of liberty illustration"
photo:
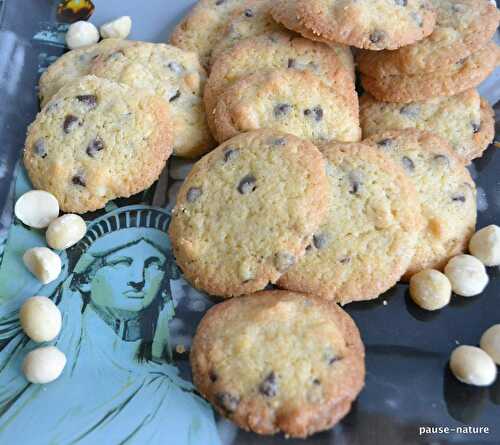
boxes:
[0,190,220,444]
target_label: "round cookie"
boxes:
[205,30,356,134]
[359,90,491,162]
[277,142,422,305]
[190,290,365,438]
[24,76,173,213]
[39,38,132,107]
[90,42,214,158]
[213,69,361,144]
[271,0,436,50]
[168,130,329,298]
[357,0,500,77]
[210,0,282,64]
[364,130,477,278]
[170,0,248,69]
[361,42,500,103]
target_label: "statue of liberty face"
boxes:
[89,240,167,312]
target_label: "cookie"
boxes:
[168,130,329,298]
[24,76,173,213]
[213,69,361,144]
[277,142,422,305]
[190,290,365,438]
[205,31,356,134]
[90,41,214,158]
[357,0,500,77]
[360,90,491,162]
[170,0,248,69]
[361,42,500,103]
[364,130,477,277]
[38,38,132,107]
[271,0,436,50]
[210,0,282,64]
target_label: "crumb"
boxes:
[455,340,460,345]
[176,344,186,354]
[382,300,388,306]
[494,141,500,149]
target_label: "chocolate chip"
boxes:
[270,137,286,147]
[63,115,79,133]
[402,156,415,172]
[472,122,480,134]
[313,233,329,250]
[274,252,295,272]
[349,171,363,195]
[451,194,466,203]
[306,244,313,253]
[244,8,254,17]
[187,187,202,203]
[377,138,394,148]
[168,61,184,74]
[215,0,225,5]
[224,147,239,162]
[106,50,125,61]
[33,139,47,158]
[72,175,86,187]
[369,30,386,44]
[86,138,105,157]
[400,104,420,118]
[452,3,466,13]
[209,371,218,383]
[433,154,449,165]
[304,106,323,122]
[313,378,321,385]
[169,90,181,102]
[238,175,257,195]
[215,392,239,413]
[394,0,407,5]
[340,256,351,264]
[259,372,277,397]
[287,58,296,68]
[329,356,339,365]
[76,95,97,108]
[274,103,291,118]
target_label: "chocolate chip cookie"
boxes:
[271,0,436,50]
[25,76,173,213]
[168,130,329,298]
[90,41,214,158]
[214,69,361,144]
[190,290,365,438]
[170,0,248,69]
[205,30,356,134]
[360,90,493,162]
[38,38,132,107]
[365,130,477,277]
[357,0,500,77]
[361,42,500,103]
[277,141,422,305]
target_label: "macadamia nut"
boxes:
[409,269,451,311]
[444,255,489,297]
[66,21,99,49]
[23,247,62,284]
[46,214,86,250]
[450,345,497,386]
[100,16,132,39]
[480,324,500,365]
[20,296,62,343]
[22,346,66,384]
[469,225,500,266]
[15,190,59,229]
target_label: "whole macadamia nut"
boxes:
[15,190,59,229]
[444,255,489,297]
[66,21,99,49]
[100,16,132,39]
[20,296,62,343]
[22,346,66,384]
[409,269,451,311]
[46,214,86,250]
[469,225,500,266]
[449,345,497,386]
[480,324,500,365]
[23,247,62,284]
